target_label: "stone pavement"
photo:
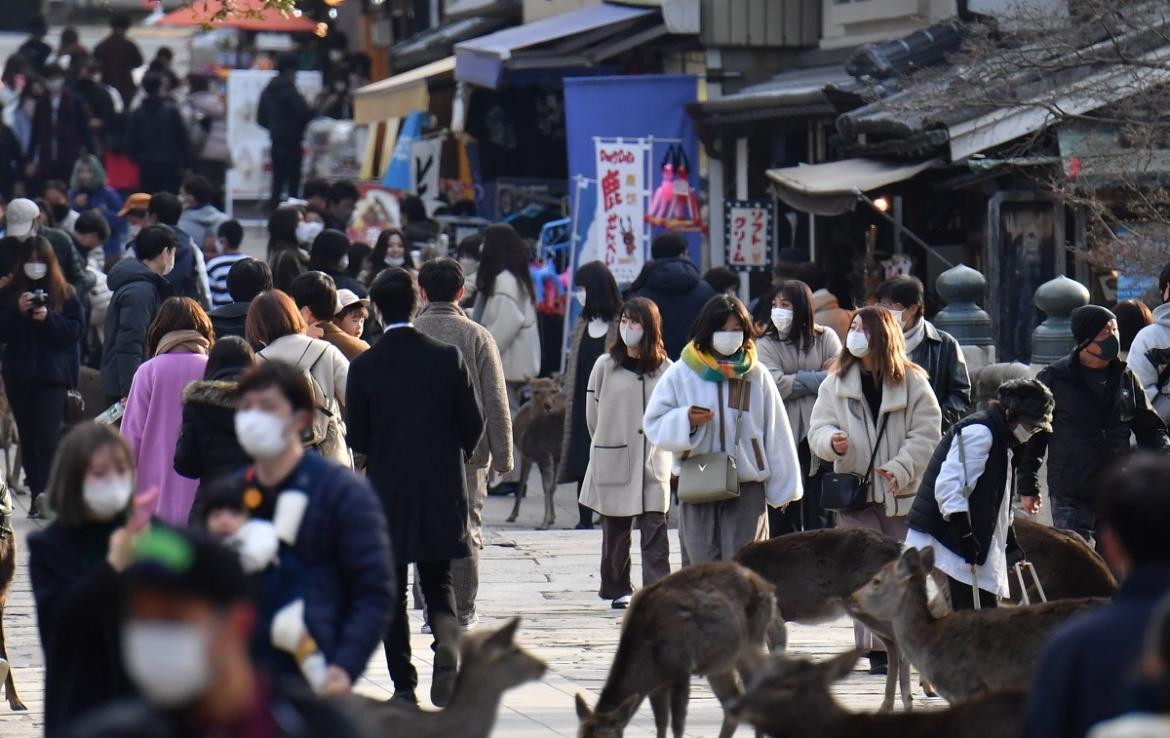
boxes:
[0,481,928,737]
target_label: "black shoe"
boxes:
[488,481,518,497]
[574,522,594,530]
[390,689,418,707]
[430,646,458,707]
[868,651,888,676]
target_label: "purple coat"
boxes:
[121,352,208,525]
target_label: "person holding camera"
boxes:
[0,236,85,517]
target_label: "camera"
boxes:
[29,290,49,309]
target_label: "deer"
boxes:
[575,562,775,738]
[506,378,566,529]
[1011,518,1117,602]
[729,648,1025,738]
[346,618,545,738]
[848,546,1105,703]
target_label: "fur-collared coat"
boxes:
[173,378,251,521]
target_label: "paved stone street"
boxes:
[0,479,924,737]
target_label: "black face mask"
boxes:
[49,202,70,222]
[1094,333,1120,362]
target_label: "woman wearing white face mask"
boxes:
[362,228,415,287]
[808,305,941,674]
[29,423,140,735]
[559,260,622,528]
[579,298,673,609]
[644,294,802,562]
[755,280,842,534]
[0,236,85,518]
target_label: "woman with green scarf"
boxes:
[644,294,802,562]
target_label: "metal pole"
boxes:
[853,188,955,268]
[736,137,750,300]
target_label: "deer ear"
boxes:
[612,693,642,722]
[485,617,521,652]
[824,648,863,683]
[575,693,594,721]
[920,546,935,571]
[897,547,921,577]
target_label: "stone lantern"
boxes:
[1030,275,1090,366]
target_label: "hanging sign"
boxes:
[724,199,774,272]
[410,136,443,199]
[594,139,649,283]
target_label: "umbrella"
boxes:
[154,0,317,32]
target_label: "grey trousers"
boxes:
[452,465,488,624]
[837,504,908,652]
[599,512,670,600]
[679,481,768,563]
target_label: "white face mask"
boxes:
[162,250,176,276]
[83,473,134,520]
[771,307,793,336]
[122,620,212,708]
[235,409,291,460]
[23,262,47,281]
[384,254,405,267]
[889,309,904,330]
[296,221,324,244]
[574,288,587,306]
[846,330,870,358]
[1012,423,1039,444]
[458,257,477,276]
[620,324,643,347]
[712,330,744,357]
[226,519,280,574]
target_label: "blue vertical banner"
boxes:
[563,75,703,277]
[382,111,426,190]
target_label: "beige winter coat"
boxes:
[479,270,541,383]
[808,363,941,517]
[813,289,852,344]
[756,327,842,445]
[580,355,672,517]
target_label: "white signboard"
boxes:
[725,199,774,273]
[593,139,648,283]
[226,70,322,201]
[410,137,443,199]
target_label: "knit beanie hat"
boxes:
[1070,305,1115,349]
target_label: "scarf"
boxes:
[154,329,210,357]
[681,340,755,382]
[903,318,927,354]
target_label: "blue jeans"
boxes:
[1051,496,1097,546]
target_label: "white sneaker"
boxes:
[611,595,632,610]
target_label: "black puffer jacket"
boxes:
[629,257,716,359]
[173,378,250,520]
[257,74,311,147]
[908,320,972,431]
[1016,352,1170,504]
[100,258,172,397]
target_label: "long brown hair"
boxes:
[8,236,73,310]
[46,422,134,528]
[146,297,214,356]
[834,305,909,384]
[245,289,306,348]
[608,297,667,375]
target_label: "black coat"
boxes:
[1016,352,1170,504]
[629,257,716,359]
[100,258,173,398]
[41,226,91,303]
[346,327,484,563]
[28,521,131,738]
[0,288,84,388]
[208,301,250,339]
[125,96,190,169]
[909,321,972,430]
[173,379,251,519]
[258,74,311,148]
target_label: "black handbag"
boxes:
[822,414,889,513]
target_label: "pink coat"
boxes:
[121,352,208,524]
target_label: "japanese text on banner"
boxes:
[594,141,647,283]
[725,200,774,272]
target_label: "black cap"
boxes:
[998,378,1054,432]
[124,526,248,606]
[1070,305,1115,349]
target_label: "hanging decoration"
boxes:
[647,143,705,233]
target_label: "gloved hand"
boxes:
[952,514,981,565]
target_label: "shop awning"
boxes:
[766,158,939,216]
[390,14,515,73]
[154,0,316,31]
[353,57,455,125]
[454,3,664,89]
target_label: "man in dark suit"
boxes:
[345,266,484,708]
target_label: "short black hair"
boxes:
[136,224,178,261]
[155,46,174,62]
[276,53,299,75]
[302,179,329,201]
[574,260,622,321]
[876,275,925,309]
[110,12,131,30]
[1101,455,1170,565]
[43,179,68,196]
[194,476,247,523]
[457,233,483,260]
[418,258,464,303]
[29,15,47,36]
[400,195,427,224]
[704,266,739,294]
[203,335,254,381]
[75,210,111,241]
[238,360,314,414]
[182,175,215,207]
[288,271,338,321]
[310,229,350,269]
[226,258,272,303]
[149,192,182,225]
[217,219,244,250]
[327,181,360,205]
[141,71,164,97]
[651,233,687,259]
[370,266,417,324]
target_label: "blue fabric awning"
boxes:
[454,3,662,89]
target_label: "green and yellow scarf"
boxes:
[681,340,755,382]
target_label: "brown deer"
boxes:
[506,378,566,529]
[575,562,774,738]
[730,648,1025,738]
[849,546,1105,702]
[347,618,545,738]
[0,483,24,710]
[1011,518,1117,602]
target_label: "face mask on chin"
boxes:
[384,254,405,267]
